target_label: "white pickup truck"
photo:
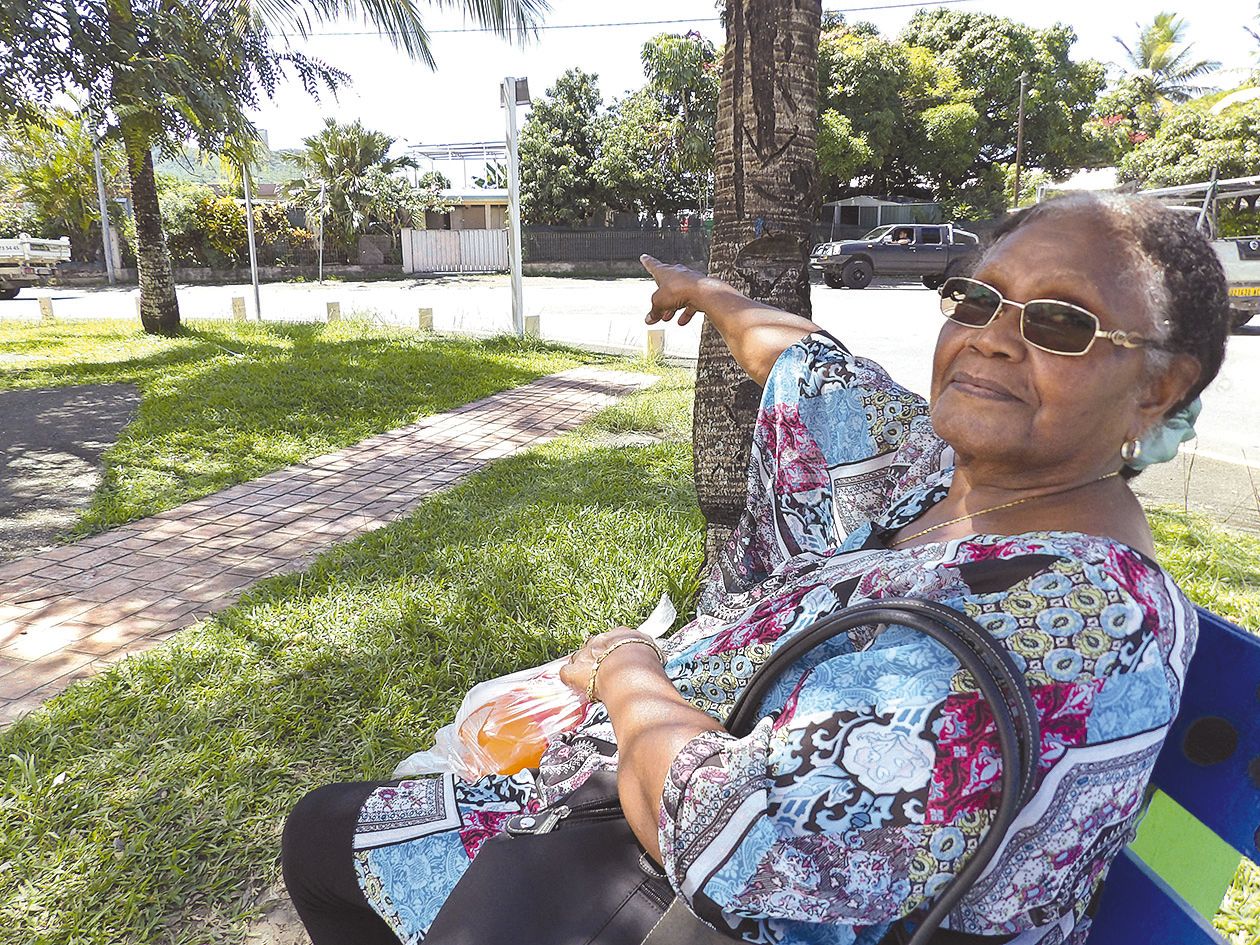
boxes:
[1215,234,1259,329]
[0,235,72,299]
[1136,176,1260,330]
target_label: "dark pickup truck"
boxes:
[810,223,980,289]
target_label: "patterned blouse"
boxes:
[352,330,1195,945]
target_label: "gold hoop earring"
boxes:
[1121,438,1142,464]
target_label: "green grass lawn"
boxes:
[0,360,701,945]
[0,323,1256,942]
[0,318,602,534]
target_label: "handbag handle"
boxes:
[724,598,1041,945]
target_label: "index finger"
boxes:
[640,254,662,277]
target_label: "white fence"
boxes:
[401,228,509,274]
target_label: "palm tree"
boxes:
[0,108,125,263]
[284,118,417,256]
[694,0,822,561]
[1114,12,1220,104]
[1249,5,1260,77]
[54,0,548,335]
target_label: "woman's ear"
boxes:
[1135,354,1202,433]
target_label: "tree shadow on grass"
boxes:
[0,434,702,943]
[0,323,613,532]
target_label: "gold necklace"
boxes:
[887,471,1122,548]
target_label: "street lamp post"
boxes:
[502,76,529,338]
[92,148,116,286]
[317,179,326,285]
[1013,72,1028,208]
[243,165,262,320]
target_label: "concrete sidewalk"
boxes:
[0,367,657,725]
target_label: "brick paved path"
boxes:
[0,367,656,724]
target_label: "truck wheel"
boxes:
[922,274,943,290]
[0,287,19,301]
[1232,307,1255,331]
[823,272,844,289]
[842,260,873,289]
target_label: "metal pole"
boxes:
[318,179,326,284]
[1013,72,1028,208]
[92,148,116,285]
[243,165,262,320]
[503,76,525,338]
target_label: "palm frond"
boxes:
[248,0,549,68]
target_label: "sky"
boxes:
[248,0,1260,178]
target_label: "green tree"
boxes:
[519,68,606,225]
[817,23,979,199]
[284,118,419,251]
[594,32,720,213]
[899,10,1105,214]
[1119,100,1260,186]
[365,168,452,234]
[816,109,875,190]
[596,90,693,212]
[0,108,125,262]
[0,0,547,335]
[1115,12,1220,105]
[156,176,218,267]
[640,32,720,208]
[1082,77,1166,164]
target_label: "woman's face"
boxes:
[929,210,1194,484]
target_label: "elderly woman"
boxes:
[281,194,1230,945]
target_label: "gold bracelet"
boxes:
[586,637,665,703]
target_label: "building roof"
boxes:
[440,188,509,204]
[822,195,939,207]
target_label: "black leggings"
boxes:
[281,781,403,945]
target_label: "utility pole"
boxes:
[92,148,116,286]
[502,76,528,338]
[1013,72,1028,209]
[317,179,326,284]
[242,165,262,320]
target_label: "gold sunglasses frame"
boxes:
[938,277,1155,357]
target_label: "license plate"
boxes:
[1230,286,1260,296]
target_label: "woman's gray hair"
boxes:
[986,193,1230,414]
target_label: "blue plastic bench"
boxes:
[1089,606,1259,943]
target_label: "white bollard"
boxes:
[38,297,54,322]
[231,297,247,321]
[326,301,341,323]
[418,307,433,331]
[524,314,540,339]
[646,328,665,360]
[135,295,142,318]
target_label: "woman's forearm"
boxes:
[596,648,724,862]
[693,278,817,387]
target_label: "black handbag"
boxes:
[425,599,1041,945]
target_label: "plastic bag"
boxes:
[392,594,677,781]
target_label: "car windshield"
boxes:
[862,226,894,241]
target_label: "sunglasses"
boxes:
[938,277,1158,357]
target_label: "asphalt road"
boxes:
[4,274,1258,529]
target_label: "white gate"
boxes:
[401,228,509,274]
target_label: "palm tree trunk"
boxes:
[695,0,822,561]
[122,123,180,335]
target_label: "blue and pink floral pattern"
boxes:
[353,330,1195,945]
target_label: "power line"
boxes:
[290,0,976,38]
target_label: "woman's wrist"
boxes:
[694,275,745,319]
[591,642,668,704]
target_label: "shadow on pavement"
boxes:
[0,384,140,563]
